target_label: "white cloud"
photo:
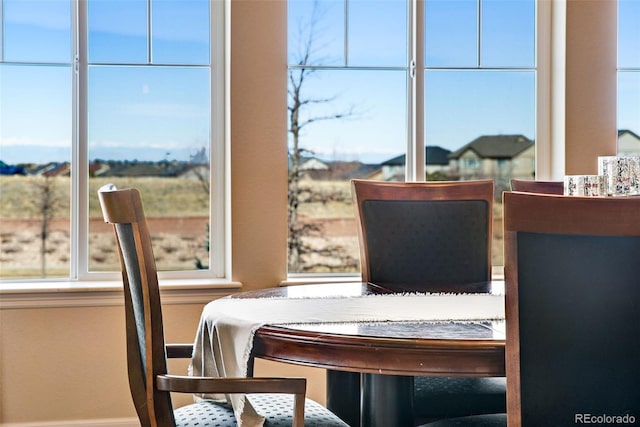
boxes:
[90,139,192,151]
[0,136,69,147]
[119,103,208,119]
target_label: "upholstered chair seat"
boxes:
[174,394,347,427]
[419,413,507,427]
[413,377,506,421]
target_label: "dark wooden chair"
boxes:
[510,179,563,194]
[98,184,348,427]
[503,191,640,426]
[351,179,506,425]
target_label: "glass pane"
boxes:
[425,71,535,155]
[88,0,148,63]
[481,0,535,67]
[151,0,210,65]
[425,0,478,67]
[288,0,345,66]
[3,0,71,63]
[287,69,407,273]
[425,70,536,266]
[618,72,640,138]
[618,0,640,68]
[348,0,407,66]
[618,0,640,155]
[87,66,211,272]
[0,65,72,279]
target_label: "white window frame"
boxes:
[0,0,230,289]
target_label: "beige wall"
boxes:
[230,0,288,292]
[0,303,202,423]
[0,301,327,425]
[0,0,621,425]
[564,0,618,174]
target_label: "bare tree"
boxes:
[288,1,357,272]
[31,175,61,277]
[189,147,211,269]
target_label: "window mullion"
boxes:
[75,0,89,279]
[477,0,482,67]
[1,2,4,61]
[406,0,423,181]
[147,0,152,63]
[344,0,349,66]
[414,0,425,182]
[211,0,227,278]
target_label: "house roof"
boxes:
[300,158,329,171]
[448,135,534,159]
[619,129,640,140]
[382,146,452,166]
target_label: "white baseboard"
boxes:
[1,418,138,427]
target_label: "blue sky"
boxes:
[0,0,639,165]
[1,0,211,164]
[288,0,639,163]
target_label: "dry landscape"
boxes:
[0,216,211,277]
[0,176,503,279]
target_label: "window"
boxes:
[617,0,640,152]
[0,0,224,283]
[287,0,408,275]
[287,0,537,274]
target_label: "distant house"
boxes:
[34,162,71,177]
[89,161,110,177]
[381,146,452,181]
[178,165,210,181]
[295,157,379,180]
[617,129,640,156]
[448,135,535,187]
[0,161,26,175]
[300,158,330,172]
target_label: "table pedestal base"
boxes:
[327,370,360,427]
[327,370,414,427]
[362,374,414,427]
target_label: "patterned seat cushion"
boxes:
[414,377,506,419]
[420,413,507,427]
[174,400,235,426]
[174,394,348,427]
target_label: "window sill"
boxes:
[281,274,361,287]
[0,279,242,309]
[281,266,505,286]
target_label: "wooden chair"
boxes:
[510,179,563,194]
[503,191,640,426]
[98,184,348,427]
[351,179,506,424]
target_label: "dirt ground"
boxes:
[0,216,210,276]
[0,215,503,277]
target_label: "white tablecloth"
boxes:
[189,292,505,426]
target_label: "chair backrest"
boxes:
[510,179,563,194]
[503,191,640,426]
[98,184,174,427]
[351,179,493,293]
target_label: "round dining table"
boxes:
[232,281,506,427]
